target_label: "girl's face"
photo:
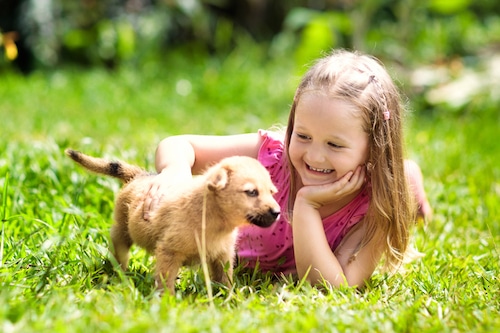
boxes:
[288,92,369,187]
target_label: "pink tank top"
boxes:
[236,130,370,274]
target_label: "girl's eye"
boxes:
[328,142,343,148]
[296,133,310,140]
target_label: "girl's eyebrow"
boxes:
[292,122,311,133]
[295,124,350,143]
[293,124,308,131]
[327,135,349,144]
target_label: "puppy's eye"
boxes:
[245,189,259,197]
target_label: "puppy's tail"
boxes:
[65,149,145,183]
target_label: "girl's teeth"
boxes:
[309,166,332,174]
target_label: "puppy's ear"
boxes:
[207,167,229,191]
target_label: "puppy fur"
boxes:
[65,149,280,294]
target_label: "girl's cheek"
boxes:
[287,143,299,163]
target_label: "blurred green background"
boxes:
[2,0,500,68]
[1,0,499,138]
[2,0,499,116]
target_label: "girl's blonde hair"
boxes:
[284,49,416,270]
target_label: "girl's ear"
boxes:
[207,166,229,191]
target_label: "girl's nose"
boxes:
[305,145,326,164]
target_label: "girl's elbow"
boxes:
[297,266,348,289]
[343,269,372,289]
[297,265,369,289]
[315,273,366,289]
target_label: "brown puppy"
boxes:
[65,149,280,294]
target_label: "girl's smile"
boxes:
[307,165,333,174]
[288,92,369,188]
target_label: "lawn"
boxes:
[0,49,499,332]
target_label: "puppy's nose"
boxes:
[270,208,280,220]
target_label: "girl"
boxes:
[143,49,431,288]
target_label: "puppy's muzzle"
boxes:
[247,208,280,228]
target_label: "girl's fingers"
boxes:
[143,183,161,220]
[298,165,367,207]
[142,186,153,220]
[336,166,364,193]
[348,165,365,189]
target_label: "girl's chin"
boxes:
[301,181,334,187]
[298,176,337,187]
[295,168,339,186]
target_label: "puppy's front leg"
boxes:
[209,255,233,288]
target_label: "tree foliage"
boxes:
[1,0,499,70]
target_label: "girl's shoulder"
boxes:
[257,129,290,195]
[258,128,286,144]
[257,129,286,166]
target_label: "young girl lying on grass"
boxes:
[143,49,432,288]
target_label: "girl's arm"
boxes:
[155,133,263,174]
[143,133,263,219]
[292,166,382,287]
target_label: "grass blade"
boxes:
[0,172,8,267]
[194,189,214,308]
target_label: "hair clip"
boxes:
[383,109,391,120]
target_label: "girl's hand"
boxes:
[296,165,366,209]
[142,166,192,220]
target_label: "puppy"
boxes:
[65,149,280,294]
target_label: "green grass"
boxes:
[0,50,499,332]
